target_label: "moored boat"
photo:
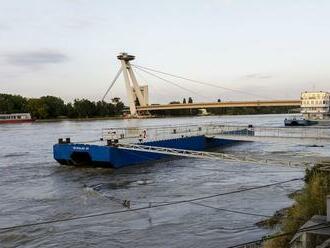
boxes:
[284,117,318,126]
[53,124,248,168]
[53,135,242,168]
[0,113,33,124]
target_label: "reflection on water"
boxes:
[0,114,329,247]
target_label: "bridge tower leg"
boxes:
[117,53,147,116]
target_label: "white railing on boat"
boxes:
[102,123,330,144]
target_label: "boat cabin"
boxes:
[0,113,32,122]
[301,91,330,120]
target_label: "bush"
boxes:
[264,162,330,248]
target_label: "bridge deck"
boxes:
[137,100,301,111]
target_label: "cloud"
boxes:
[0,24,9,30]
[63,16,108,30]
[5,50,69,69]
[241,73,273,80]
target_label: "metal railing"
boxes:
[102,123,330,144]
[116,143,313,167]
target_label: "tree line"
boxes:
[0,93,125,119]
[0,93,295,119]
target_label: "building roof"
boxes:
[290,215,330,244]
[316,238,330,248]
[302,91,329,94]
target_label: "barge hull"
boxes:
[53,136,242,168]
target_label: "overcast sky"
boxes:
[1,0,330,104]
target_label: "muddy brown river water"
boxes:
[1,114,329,247]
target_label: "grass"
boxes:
[263,161,330,248]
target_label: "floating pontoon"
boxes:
[53,124,251,168]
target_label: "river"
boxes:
[1,114,329,247]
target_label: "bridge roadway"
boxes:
[137,100,301,111]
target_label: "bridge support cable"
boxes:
[101,67,123,102]
[116,143,312,167]
[133,65,209,100]
[135,69,172,100]
[132,64,273,100]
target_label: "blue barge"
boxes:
[53,135,242,168]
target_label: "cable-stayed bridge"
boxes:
[103,53,301,116]
[136,100,301,111]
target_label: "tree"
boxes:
[65,103,77,118]
[40,96,66,118]
[114,101,125,115]
[0,93,126,119]
[0,94,27,114]
[188,97,193,103]
[26,96,66,119]
[183,98,186,104]
[27,98,48,119]
[73,99,97,118]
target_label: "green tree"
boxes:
[26,96,66,119]
[73,99,97,118]
[40,96,66,118]
[65,103,77,118]
[114,101,125,115]
[0,94,27,114]
[0,93,126,119]
[27,98,48,119]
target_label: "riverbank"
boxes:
[258,161,330,247]
[34,116,125,122]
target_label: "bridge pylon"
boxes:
[117,53,148,116]
[102,53,149,117]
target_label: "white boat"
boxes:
[0,113,33,124]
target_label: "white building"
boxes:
[301,91,330,120]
